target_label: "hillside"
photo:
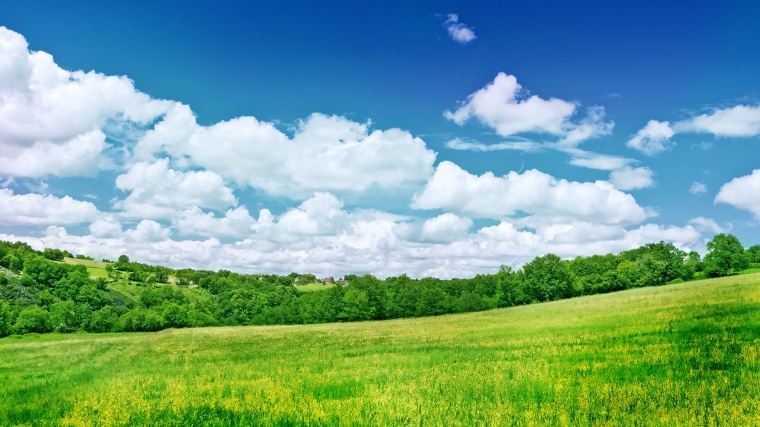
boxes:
[2,273,759,426]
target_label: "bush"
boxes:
[13,306,52,334]
[120,308,163,332]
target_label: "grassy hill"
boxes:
[1,273,759,426]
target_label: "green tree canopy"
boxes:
[703,234,749,277]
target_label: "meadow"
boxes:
[1,273,759,426]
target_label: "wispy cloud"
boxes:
[690,182,707,195]
[444,14,476,44]
[445,137,542,152]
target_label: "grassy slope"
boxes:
[2,274,760,426]
[62,257,109,278]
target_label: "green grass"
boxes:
[2,274,760,426]
[294,282,337,292]
[62,257,109,278]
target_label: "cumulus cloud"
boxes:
[677,105,760,137]
[632,104,760,155]
[609,166,655,190]
[626,120,675,156]
[172,206,256,238]
[0,27,173,178]
[412,161,651,225]
[690,182,707,195]
[445,73,577,137]
[136,111,436,199]
[114,158,237,219]
[1,210,709,279]
[0,130,107,178]
[444,74,618,171]
[444,14,476,44]
[125,220,172,243]
[715,169,760,219]
[0,188,99,225]
[89,215,124,238]
[419,213,473,243]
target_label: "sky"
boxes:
[1,1,759,278]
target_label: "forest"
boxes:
[1,234,758,336]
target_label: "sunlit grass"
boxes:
[62,257,109,279]
[294,282,338,292]
[2,274,760,426]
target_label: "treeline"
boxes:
[1,234,758,336]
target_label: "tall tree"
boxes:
[703,234,749,277]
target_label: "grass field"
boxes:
[62,257,109,278]
[294,282,338,292]
[2,274,759,426]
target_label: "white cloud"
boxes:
[136,112,436,199]
[125,220,171,243]
[0,188,99,225]
[114,158,237,219]
[715,169,760,219]
[89,216,123,238]
[0,27,173,178]
[556,106,614,148]
[566,150,633,171]
[445,137,542,152]
[677,105,760,137]
[689,181,707,195]
[412,161,651,225]
[419,213,472,243]
[275,192,348,236]
[609,166,655,190]
[688,217,728,234]
[444,14,477,44]
[444,74,617,171]
[172,206,256,238]
[0,130,107,178]
[0,211,709,279]
[444,73,577,137]
[626,120,675,156]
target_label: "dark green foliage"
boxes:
[747,245,760,263]
[161,303,191,328]
[42,248,66,261]
[0,300,12,337]
[49,301,90,333]
[13,306,52,334]
[120,308,163,332]
[87,306,119,333]
[703,234,749,277]
[523,254,574,302]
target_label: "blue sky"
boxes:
[1,1,759,278]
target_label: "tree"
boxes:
[522,254,574,302]
[49,301,90,333]
[0,300,12,337]
[338,288,372,321]
[162,303,190,328]
[87,306,118,333]
[42,248,65,261]
[703,234,749,277]
[746,245,760,264]
[13,306,52,334]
